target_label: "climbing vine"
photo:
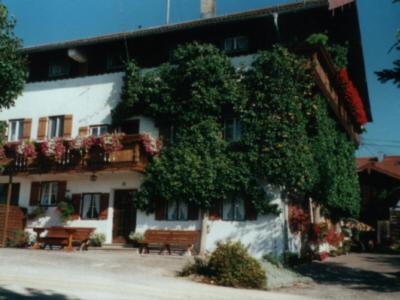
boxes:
[113,42,361,218]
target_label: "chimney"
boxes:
[201,0,216,18]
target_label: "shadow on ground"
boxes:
[292,255,400,293]
[0,287,79,300]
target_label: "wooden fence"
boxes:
[0,204,26,247]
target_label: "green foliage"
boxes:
[242,46,317,193]
[6,229,30,248]
[114,42,360,218]
[89,233,106,247]
[207,241,266,289]
[57,201,74,222]
[309,95,360,218]
[181,241,266,289]
[0,3,27,110]
[306,33,349,69]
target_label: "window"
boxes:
[120,119,140,135]
[49,61,70,78]
[222,195,245,221]
[90,125,108,137]
[48,116,64,138]
[8,119,24,142]
[223,118,242,142]
[106,52,124,70]
[40,182,59,206]
[80,193,101,219]
[167,200,188,221]
[224,36,249,53]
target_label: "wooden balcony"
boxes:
[297,45,361,145]
[1,134,149,176]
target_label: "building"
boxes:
[357,156,400,243]
[0,0,371,257]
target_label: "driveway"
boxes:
[0,249,307,300]
[278,253,400,300]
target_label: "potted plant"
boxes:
[129,232,144,247]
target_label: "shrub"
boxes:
[207,241,266,289]
[89,233,106,247]
[129,232,144,245]
[180,257,211,277]
[6,230,30,248]
[57,201,74,222]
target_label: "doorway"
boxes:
[113,189,137,244]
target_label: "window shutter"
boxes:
[57,181,67,204]
[71,194,81,220]
[23,119,32,140]
[99,193,109,220]
[37,117,48,140]
[63,115,73,138]
[29,182,41,206]
[208,199,222,220]
[78,126,89,137]
[188,202,199,220]
[245,198,257,221]
[155,199,166,220]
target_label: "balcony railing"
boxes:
[1,134,149,175]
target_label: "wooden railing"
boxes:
[2,134,149,175]
[297,45,361,145]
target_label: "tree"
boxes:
[375,0,400,87]
[0,3,27,110]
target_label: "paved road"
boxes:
[0,249,308,300]
[279,253,400,300]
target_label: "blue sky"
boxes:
[2,0,400,158]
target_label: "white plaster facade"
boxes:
[0,63,288,258]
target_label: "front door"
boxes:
[113,190,137,244]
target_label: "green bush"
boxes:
[208,241,266,289]
[180,241,266,289]
[6,230,30,248]
[89,233,106,247]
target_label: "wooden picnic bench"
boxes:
[139,230,199,255]
[33,227,95,252]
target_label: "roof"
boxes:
[22,0,328,53]
[357,156,400,181]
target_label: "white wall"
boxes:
[1,171,143,244]
[0,72,159,139]
[135,187,286,259]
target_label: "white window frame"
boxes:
[90,125,108,137]
[167,199,188,221]
[48,61,70,78]
[224,36,249,53]
[40,182,59,206]
[48,116,64,138]
[223,118,242,142]
[222,195,246,221]
[8,119,24,142]
[80,193,101,220]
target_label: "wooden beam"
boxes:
[1,174,13,247]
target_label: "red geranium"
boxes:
[337,68,368,126]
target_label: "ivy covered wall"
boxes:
[112,42,361,219]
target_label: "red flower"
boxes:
[337,69,368,126]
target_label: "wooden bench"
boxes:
[139,230,199,256]
[33,227,95,252]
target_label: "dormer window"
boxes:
[48,61,70,78]
[224,36,249,53]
